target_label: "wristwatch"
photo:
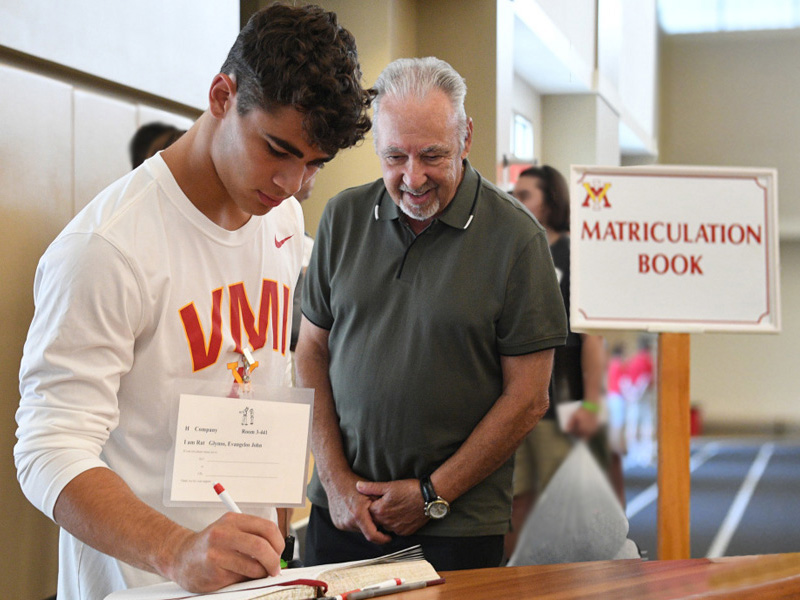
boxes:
[420,476,450,519]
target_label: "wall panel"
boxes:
[0,0,237,110]
[0,61,199,598]
[137,105,196,131]
[73,90,138,214]
[0,61,73,600]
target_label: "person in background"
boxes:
[129,122,185,168]
[623,334,656,465]
[14,5,372,599]
[295,57,567,572]
[605,343,628,460]
[505,164,625,559]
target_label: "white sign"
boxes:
[571,165,780,333]
[168,391,312,507]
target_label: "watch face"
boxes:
[428,500,449,519]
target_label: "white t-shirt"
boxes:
[15,154,304,600]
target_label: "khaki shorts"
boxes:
[513,418,612,496]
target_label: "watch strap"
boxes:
[420,476,437,504]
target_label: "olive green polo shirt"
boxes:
[302,161,567,536]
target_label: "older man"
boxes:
[295,57,567,571]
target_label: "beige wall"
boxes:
[0,62,72,600]
[660,30,800,430]
[0,1,236,110]
[660,29,800,235]
[417,0,498,181]
[541,93,622,179]
[1,35,200,600]
[297,0,412,236]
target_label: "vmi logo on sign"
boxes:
[581,182,611,210]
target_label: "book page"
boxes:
[104,566,325,600]
[317,559,439,596]
[105,546,437,600]
[248,585,316,600]
[249,560,440,600]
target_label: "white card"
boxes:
[168,391,311,506]
[555,400,607,433]
[556,400,583,433]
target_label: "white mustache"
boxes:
[399,184,435,196]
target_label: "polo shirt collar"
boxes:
[375,159,479,230]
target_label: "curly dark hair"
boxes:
[220,3,373,156]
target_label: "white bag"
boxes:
[507,441,641,566]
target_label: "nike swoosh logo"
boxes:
[275,234,293,248]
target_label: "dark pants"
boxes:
[304,504,504,571]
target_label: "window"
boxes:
[512,113,534,160]
[659,0,800,34]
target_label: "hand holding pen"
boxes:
[214,482,298,568]
[162,485,284,593]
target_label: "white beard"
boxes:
[398,184,440,222]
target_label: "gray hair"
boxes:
[372,57,468,150]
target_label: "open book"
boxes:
[105,546,440,600]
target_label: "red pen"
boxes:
[322,579,404,600]
[346,578,445,600]
[213,482,242,513]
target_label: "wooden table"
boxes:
[395,553,800,599]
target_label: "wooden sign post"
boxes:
[657,332,691,560]
[570,165,780,560]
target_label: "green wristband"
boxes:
[581,400,600,414]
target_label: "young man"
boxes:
[296,57,567,571]
[14,5,371,599]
